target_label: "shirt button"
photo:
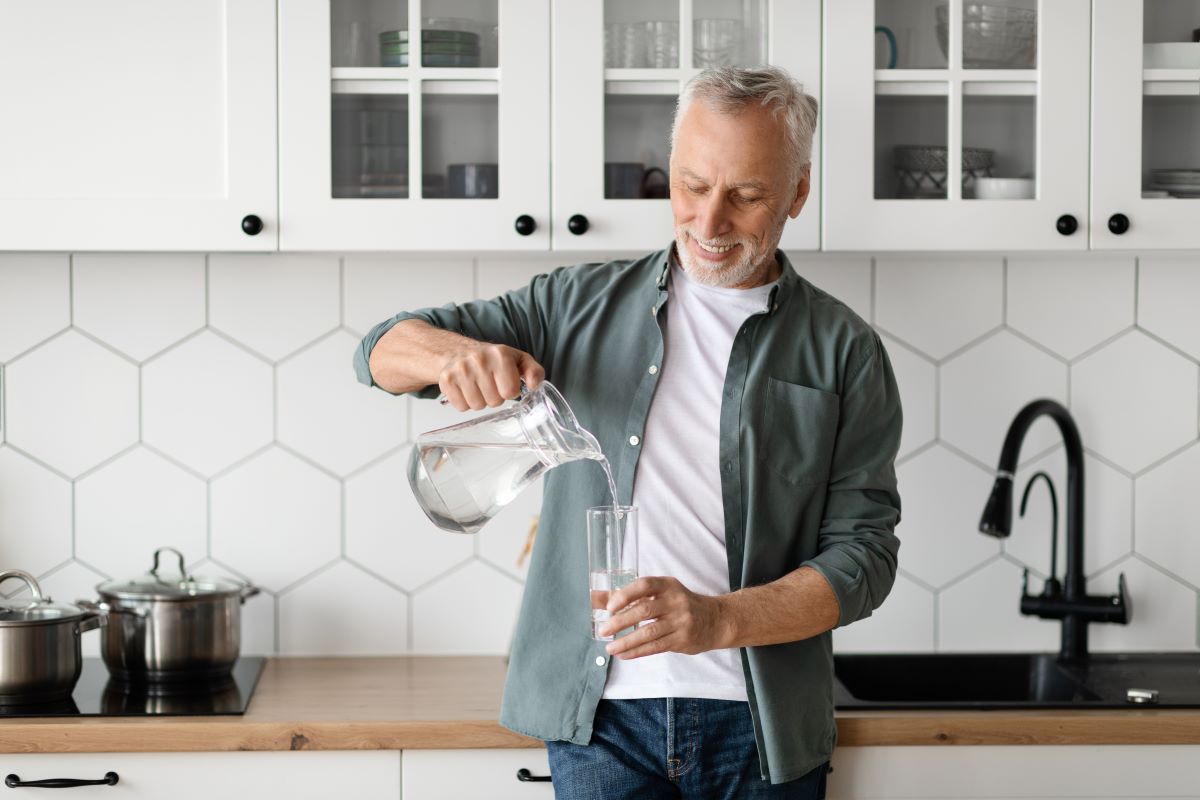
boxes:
[723,461,733,473]
[629,435,640,447]
[595,656,606,667]
[648,365,658,375]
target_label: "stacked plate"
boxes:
[380,28,481,68]
[1151,169,1200,198]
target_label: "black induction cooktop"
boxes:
[0,657,266,718]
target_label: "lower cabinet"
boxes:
[402,748,553,799]
[0,752,400,799]
[828,745,1200,799]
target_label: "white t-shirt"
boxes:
[603,262,777,701]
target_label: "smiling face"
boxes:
[670,100,810,289]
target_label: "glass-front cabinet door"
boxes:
[823,0,1089,250]
[1093,1,1200,249]
[279,0,549,250]
[552,0,820,252]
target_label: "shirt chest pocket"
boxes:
[758,378,841,486]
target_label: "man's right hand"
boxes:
[437,340,545,411]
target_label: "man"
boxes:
[354,66,901,798]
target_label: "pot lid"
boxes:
[96,547,247,601]
[0,570,87,625]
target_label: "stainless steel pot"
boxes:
[0,570,104,704]
[91,548,259,683]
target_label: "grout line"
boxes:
[407,590,415,651]
[1133,256,1140,326]
[274,593,281,655]
[272,365,279,442]
[935,324,1003,367]
[206,479,214,559]
[0,364,5,444]
[68,254,74,325]
[933,362,941,440]
[339,480,347,557]
[204,254,211,326]
[1001,257,1008,325]
[70,479,77,558]
[1133,438,1198,479]
[137,366,144,442]
[338,257,346,326]
[1129,471,1138,557]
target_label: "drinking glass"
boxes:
[588,506,638,641]
[605,22,647,68]
[643,20,679,68]
[693,18,741,68]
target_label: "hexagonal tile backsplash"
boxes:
[0,251,1197,656]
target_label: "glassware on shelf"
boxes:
[694,18,741,68]
[378,18,485,67]
[644,21,679,68]
[935,3,1037,69]
[332,97,409,199]
[605,21,648,67]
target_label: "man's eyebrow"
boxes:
[678,168,769,193]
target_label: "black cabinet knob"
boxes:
[1108,213,1130,235]
[516,769,552,782]
[514,215,536,236]
[1055,214,1078,236]
[241,214,264,236]
[567,214,589,236]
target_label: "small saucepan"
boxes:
[85,547,259,684]
[0,570,104,704]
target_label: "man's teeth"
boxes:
[696,240,735,254]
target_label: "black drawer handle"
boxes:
[5,772,118,789]
[516,768,551,782]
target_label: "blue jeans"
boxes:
[546,698,829,799]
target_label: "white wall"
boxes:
[0,249,1196,656]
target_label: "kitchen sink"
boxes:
[834,652,1200,709]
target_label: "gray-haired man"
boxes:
[355,66,902,798]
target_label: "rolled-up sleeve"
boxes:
[352,269,560,396]
[801,332,902,628]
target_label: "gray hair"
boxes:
[671,66,819,180]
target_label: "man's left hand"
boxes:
[599,577,731,659]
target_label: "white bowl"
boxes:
[974,177,1034,200]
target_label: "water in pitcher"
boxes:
[410,440,619,534]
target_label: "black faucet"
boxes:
[979,399,1131,663]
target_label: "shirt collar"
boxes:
[655,242,799,315]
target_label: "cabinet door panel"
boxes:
[403,748,553,799]
[0,1,277,251]
[0,752,399,800]
[823,0,1090,251]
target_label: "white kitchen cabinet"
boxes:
[0,751,399,799]
[0,1,277,252]
[402,748,553,799]
[1092,0,1200,249]
[823,0,1091,251]
[551,0,822,253]
[278,0,550,251]
[827,745,1200,799]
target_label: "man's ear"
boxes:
[788,165,812,219]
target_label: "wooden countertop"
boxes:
[3,656,1200,754]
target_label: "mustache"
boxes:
[681,229,746,249]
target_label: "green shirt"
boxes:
[353,246,902,784]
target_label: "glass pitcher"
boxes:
[407,381,604,534]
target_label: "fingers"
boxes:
[518,352,546,390]
[439,344,541,410]
[607,576,668,613]
[605,619,676,659]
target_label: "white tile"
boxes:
[832,572,935,653]
[477,475,542,581]
[476,257,557,301]
[343,256,474,337]
[345,449,473,590]
[1139,255,1200,360]
[142,331,273,477]
[0,254,69,363]
[0,447,71,576]
[209,254,339,361]
[1135,442,1200,588]
[75,447,206,580]
[792,255,872,323]
[210,447,340,592]
[4,331,138,477]
[412,560,523,654]
[880,334,935,460]
[277,331,408,476]
[940,330,1068,467]
[875,257,1003,360]
[72,254,204,361]
[894,446,1000,589]
[937,558,1060,652]
[187,558,277,656]
[1089,557,1197,652]
[1004,450,1132,580]
[278,560,407,656]
[1072,330,1199,473]
[1007,256,1134,360]
[4,561,108,658]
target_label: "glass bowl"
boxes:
[935,4,1037,68]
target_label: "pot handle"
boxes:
[0,569,43,600]
[74,608,106,635]
[77,598,147,619]
[239,584,261,604]
[150,546,192,581]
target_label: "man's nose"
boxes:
[694,192,732,240]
